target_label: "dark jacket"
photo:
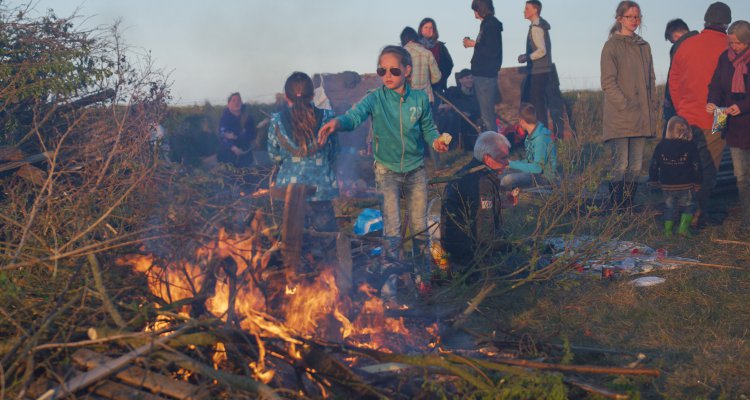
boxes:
[423,39,454,93]
[441,159,503,264]
[445,85,481,122]
[218,108,256,167]
[648,139,702,191]
[471,16,503,78]
[707,50,750,149]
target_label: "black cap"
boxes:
[704,2,731,25]
[456,69,472,79]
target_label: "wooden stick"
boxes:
[157,349,280,400]
[87,253,126,328]
[36,327,187,400]
[335,233,353,294]
[434,92,481,134]
[451,283,497,330]
[564,377,629,399]
[70,348,206,400]
[711,238,750,246]
[486,357,660,377]
[660,258,742,270]
[281,183,309,281]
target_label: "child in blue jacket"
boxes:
[500,103,557,188]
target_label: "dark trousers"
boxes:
[522,72,549,127]
[690,127,718,213]
[546,65,568,137]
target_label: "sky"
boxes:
[26,0,750,106]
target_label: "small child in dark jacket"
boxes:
[648,116,702,237]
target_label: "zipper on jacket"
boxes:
[400,94,405,172]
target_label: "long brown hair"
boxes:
[609,1,641,37]
[278,72,319,157]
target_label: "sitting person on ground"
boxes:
[437,68,482,151]
[500,102,557,189]
[218,92,256,168]
[648,115,702,237]
[441,131,511,267]
[267,72,339,238]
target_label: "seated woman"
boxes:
[500,103,557,189]
[218,92,256,168]
[267,72,339,236]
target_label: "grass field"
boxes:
[437,87,750,399]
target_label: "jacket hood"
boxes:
[538,17,551,31]
[529,123,552,141]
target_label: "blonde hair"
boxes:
[666,116,692,141]
[609,1,642,37]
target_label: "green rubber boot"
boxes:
[677,213,693,237]
[664,220,674,238]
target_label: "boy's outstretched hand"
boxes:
[317,119,339,146]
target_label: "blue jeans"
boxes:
[374,162,428,256]
[473,75,499,131]
[663,189,695,221]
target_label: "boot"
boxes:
[608,180,624,211]
[664,220,674,238]
[677,213,693,237]
[411,238,430,275]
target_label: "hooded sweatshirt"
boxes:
[525,17,552,75]
[508,123,557,179]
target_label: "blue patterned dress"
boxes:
[267,107,338,202]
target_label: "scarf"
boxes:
[728,47,750,94]
[419,37,437,49]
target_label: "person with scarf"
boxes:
[418,18,454,96]
[707,20,750,230]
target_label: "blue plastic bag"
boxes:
[354,208,383,236]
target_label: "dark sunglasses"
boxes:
[376,67,403,77]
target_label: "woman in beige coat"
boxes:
[600,1,657,209]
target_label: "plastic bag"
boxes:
[313,74,333,110]
[711,107,728,135]
[353,208,383,236]
[631,276,666,287]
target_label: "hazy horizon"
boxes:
[26,0,750,106]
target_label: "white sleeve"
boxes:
[529,26,546,61]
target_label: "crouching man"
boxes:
[441,131,511,269]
